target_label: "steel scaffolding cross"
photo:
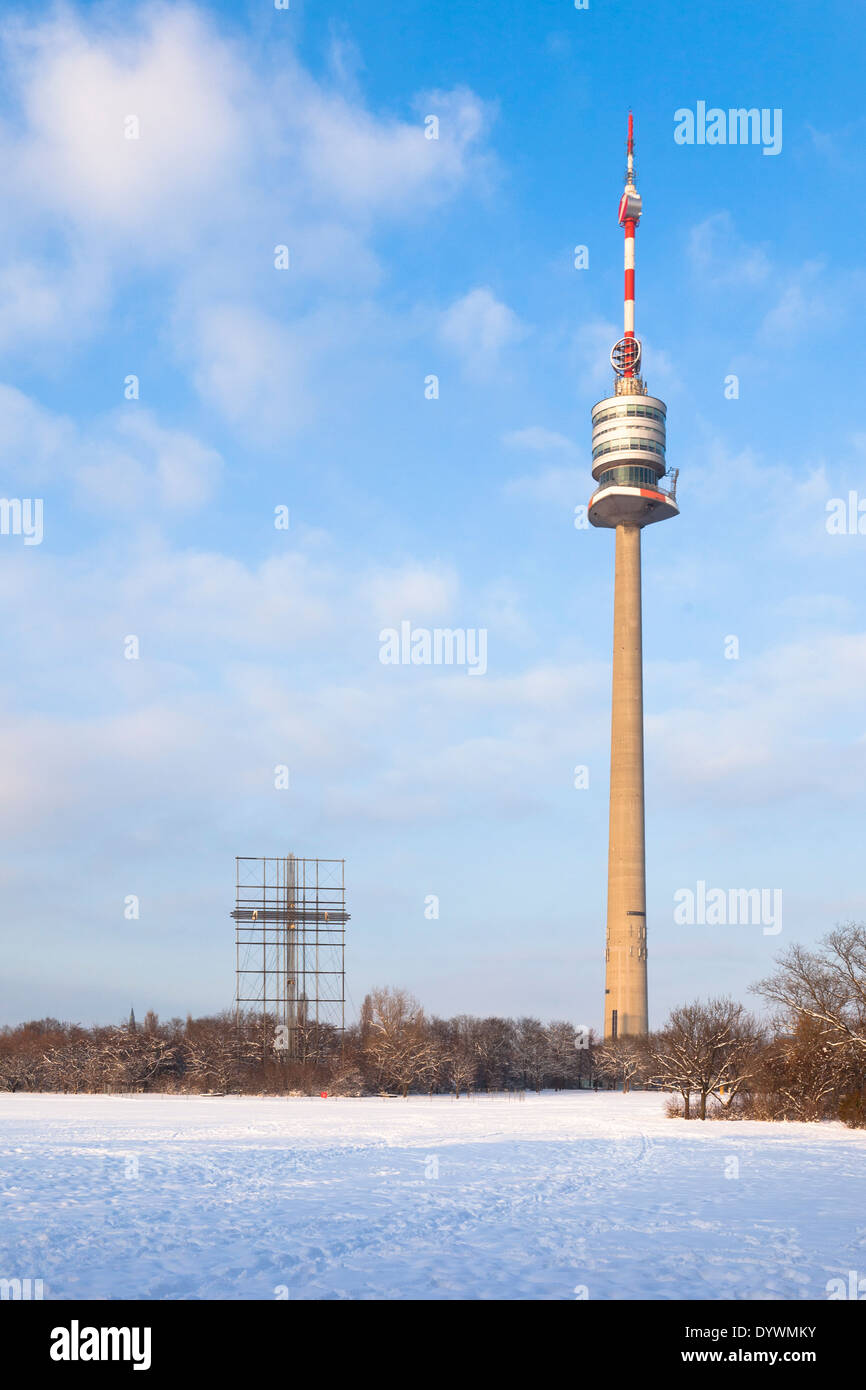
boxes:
[232,855,349,1058]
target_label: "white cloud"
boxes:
[363,564,459,625]
[0,4,495,441]
[502,426,575,453]
[649,632,866,809]
[0,9,490,254]
[504,466,583,506]
[0,383,222,512]
[77,411,223,513]
[298,84,490,216]
[0,382,77,482]
[775,592,853,623]
[687,212,771,288]
[501,428,581,506]
[0,256,109,352]
[2,8,250,249]
[439,287,526,379]
[759,263,830,340]
[183,303,316,442]
[119,547,336,649]
[478,580,532,645]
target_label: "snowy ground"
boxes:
[1,1091,864,1300]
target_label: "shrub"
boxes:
[838,1090,866,1129]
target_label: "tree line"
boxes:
[0,1000,596,1098]
[1,926,863,1126]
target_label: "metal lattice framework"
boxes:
[232,856,349,1057]
[610,335,641,377]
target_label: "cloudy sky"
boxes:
[0,0,862,1029]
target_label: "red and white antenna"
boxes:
[611,111,643,380]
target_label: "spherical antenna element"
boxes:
[610,337,641,376]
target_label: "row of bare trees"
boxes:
[0,998,599,1097]
[353,987,596,1096]
[1,927,863,1121]
[0,1012,263,1095]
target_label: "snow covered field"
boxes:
[1,1091,864,1300]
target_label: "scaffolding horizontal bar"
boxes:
[231,909,350,924]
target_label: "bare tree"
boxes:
[101,1028,179,1092]
[362,987,429,1096]
[747,1018,856,1122]
[545,1021,583,1090]
[648,998,763,1119]
[514,1017,548,1091]
[474,1017,517,1090]
[595,1036,645,1093]
[754,925,866,1056]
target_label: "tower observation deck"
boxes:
[591,114,680,1041]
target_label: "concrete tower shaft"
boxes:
[590,115,680,1041]
[604,523,647,1038]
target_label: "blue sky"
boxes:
[0,0,863,1030]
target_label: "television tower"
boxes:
[589,114,679,1040]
